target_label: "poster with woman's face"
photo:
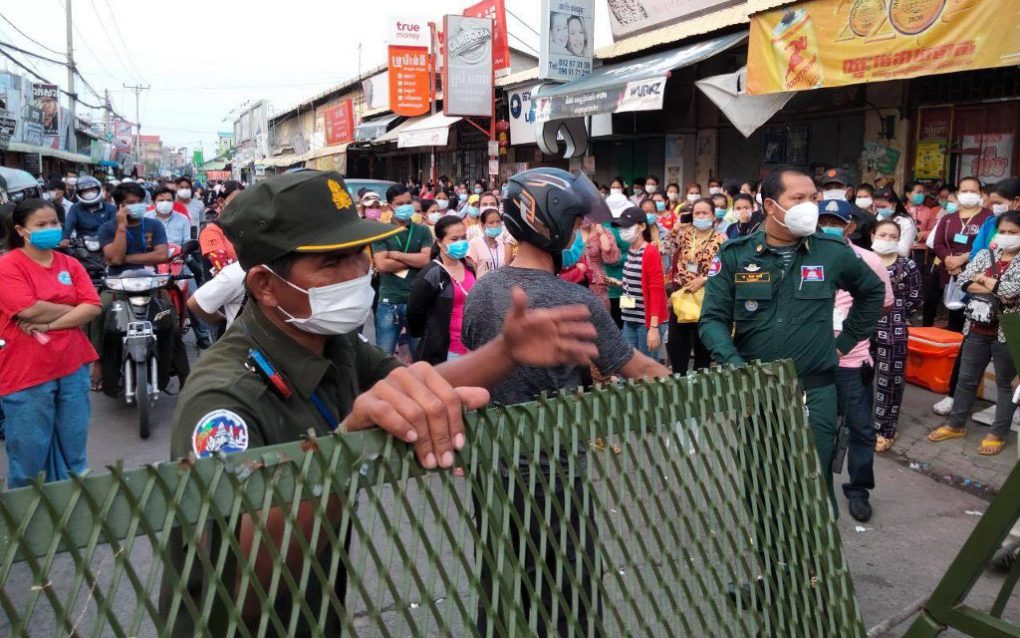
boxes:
[549,12,591,57]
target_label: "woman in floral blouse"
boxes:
[582,220,621,311]
[929,211,1020,456]
[869,220,923,452]
[666,199,727,375]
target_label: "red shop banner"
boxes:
[323,100,355,146]
[388,45,432,117]
[464,0,510,77]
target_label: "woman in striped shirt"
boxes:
[611,206,668,359]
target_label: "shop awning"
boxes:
[373,116,427,145]
[533,31,747,123]
[7,141,94,164]
[397,113,462,149]
[354,114,400,142]
[746,1,1019,95]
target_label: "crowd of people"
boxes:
[1,165,1019,520]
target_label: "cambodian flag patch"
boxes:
[192,410,249,458]
[801,265,825,282]
[708,256,722,277]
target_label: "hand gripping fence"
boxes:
[0,361,868,637]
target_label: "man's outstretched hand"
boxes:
[500,287,599,368]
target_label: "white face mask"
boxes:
[177,188,192,200]
[823,189,847,201]
[771,200,819,237]
[610,188,623,197]
[427,211,442,224]
[991,203,1009,215]
[619,226,640,243]
[43,191,56,201]
[645,184,657,195]
[436,199,450,210]
[667,192,678,202]
[686,193,700,203]
[64,177,77,186]
[155,201,173,215]
[958,192,982,208]
[708,187,723,196]
[268,269,374,335]
[995,234,1020,251]
[871,239,899,255]
[855,196,873,209]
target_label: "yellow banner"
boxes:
[747,0,1020,94]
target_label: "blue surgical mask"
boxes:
[473,187,483,195]
[436,199,450,210]
[692,218,714,231]
[655,201,666,212]
[821,225,845,238]
[28,226,63,249]
[395,204,415,221]
[484,225,503,238]
[946,202,959,214]
[466,206,480,218]
[458,193,468,202]
[715,208,727,219]
[646,213,658,225]
[876,207,894,219]
[444,239,469,260]
[910,192,925,205]
[127,203,147,220]
[561,231,585,268]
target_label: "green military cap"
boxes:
[220,170,402,270]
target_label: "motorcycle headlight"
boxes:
[122,278,152,293]
[84,239,100,252]
[128,296,150,307]
[105,278,125,291]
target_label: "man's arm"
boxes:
[834,248,886,354]
[103,210,130,265]
[698,251,744,366]
[187,295,225,325]
[62,208,77,240]
[390,246,431,269]
[123,243,169,266]
[618,350,670,378]
[373,250,411,273]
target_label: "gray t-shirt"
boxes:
[462,266,634,405]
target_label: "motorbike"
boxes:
[157,240,200,335]
[65,235,106,290]
[103,267,192,439]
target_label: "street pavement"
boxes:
[2,330,1019,634]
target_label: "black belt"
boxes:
[799,370,835,391]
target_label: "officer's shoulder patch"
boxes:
[708,255,722,277]
[192,409,249,458]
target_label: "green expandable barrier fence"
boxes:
[0,361,867,637]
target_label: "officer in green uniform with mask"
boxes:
[161,169,602,637]
[699,166,885,498]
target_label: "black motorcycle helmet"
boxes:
[501,168,611,254]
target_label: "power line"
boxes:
[506,8,541,38]
[0,13,63,55]
[0,46,49,82]
[506,31,540,57]
[0,40,65,66]
[102,0,145,84]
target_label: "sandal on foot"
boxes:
[875,434,896,453]
[928,426,967,442]
[979,435,1005,456]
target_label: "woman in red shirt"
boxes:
[0,198,101,488]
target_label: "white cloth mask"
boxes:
[619,226,640,243]
[958,192,982,208]
[268,269,374,335]
[855,197,873,209]
[871,239,899,255]
[177,188,192,200]
[994,235,1020,251]
[155,201,173,215]
[823,189,847,201]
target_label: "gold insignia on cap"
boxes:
[328,179,352,210]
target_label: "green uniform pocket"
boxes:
[792,284,833,323]
[734,283,772,320]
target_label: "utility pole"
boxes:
[123,83,149,175]
[65,0,76,153]
[103,89,111,141]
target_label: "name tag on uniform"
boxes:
[735,272,771,284]
[686,262,699,273]
[394,269,410,278]
[953,233,968,244]
[620,294,637,309]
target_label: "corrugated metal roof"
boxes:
[596,5,750,59]
[496,66,539,88]
[271,64,387,122]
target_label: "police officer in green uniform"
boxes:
[699,166,885,497]
[161,169,601,637]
